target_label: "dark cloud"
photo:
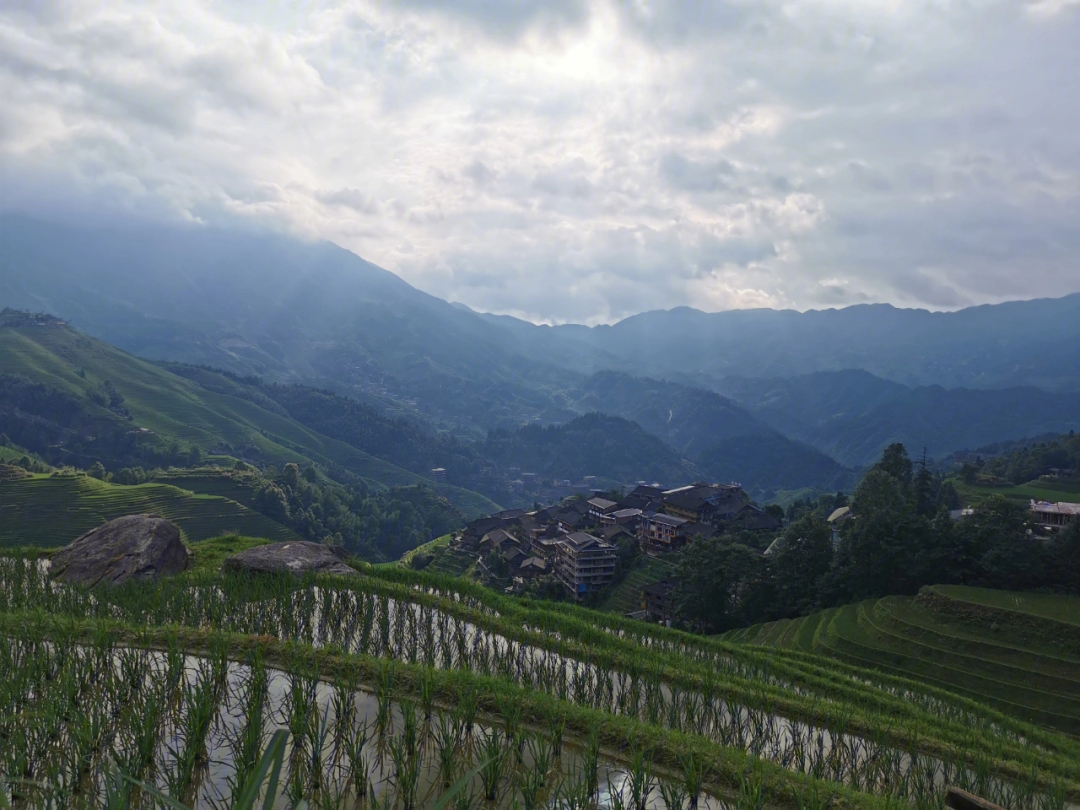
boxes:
[1,0,1078,324]
[393,0,589,39]
[658,152,736,193]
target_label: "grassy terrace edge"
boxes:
[0,609,891,810]
[6,548,1080,804]
[362,565,1080,765]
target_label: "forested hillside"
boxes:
[0,315,498,558]
[718,370,1080,467]
[5,215,1080,466]
[569,371,855,498]
[484,413,704,487]
[976,432,1080,483]
[672,443,1080,634]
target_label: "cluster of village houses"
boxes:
[451,481,782,609]
[450,472,1080,622]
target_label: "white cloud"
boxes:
[0,0,1078,323]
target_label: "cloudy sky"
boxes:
[1,0,1078,324]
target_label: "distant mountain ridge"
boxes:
[0,313,501,519]
[717,370,1080,467]
[4,213,1080,493]
[478,297,1080,392]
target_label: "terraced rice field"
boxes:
[398,534,480,578]
[599,555,678,616]
[724,585,1080,736]
[4,551,1080,809]
[0,473,301,547]
[952,478,1080,508]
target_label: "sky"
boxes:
[1,0,1078,325]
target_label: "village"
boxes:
[447,480,783,617]
[443,472,1080,624]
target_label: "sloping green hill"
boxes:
[598,554,678,616]
[0,316,499,519]
[0,472,301,547]
[725,585,1080,735]
[953,477,1080,509]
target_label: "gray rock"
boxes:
[50,514,189,587]
[223,541,357,577]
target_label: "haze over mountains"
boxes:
[2,214,1079,499]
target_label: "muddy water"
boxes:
[145,654,729,810]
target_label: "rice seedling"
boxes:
[479,728,507,803]
[1,556,1078,810]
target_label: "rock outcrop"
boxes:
[50,514,189,587]
[223,541,357,577]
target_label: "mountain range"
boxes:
[2,213,1079,500]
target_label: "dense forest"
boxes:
[261,384,484,486]
[975,431,1080,483]
[674,443,1080,633]
[248,463,464,560]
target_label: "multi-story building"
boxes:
[587,497,619,520]
[600,507,642,527]
[555,531,617,598]
[640,512,688,553]
[642,579,676,623]
[661,483,744,523]
[1031,500,1080,529]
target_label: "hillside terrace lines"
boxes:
[729,588,1080,738]
[5,553,1080,805]
[8,556,1077,793]
[0,605,1065,808]
[850,602,1080,726]
[389,568,1077,761]
[0,473,301,547]
[926,585,1080,629]
[876,597,1080,685]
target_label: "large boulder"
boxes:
[50,514,189,587]
[223,541,357,577]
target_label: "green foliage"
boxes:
[262,383,484,486]
[674,540,766,633]
[186,534,275,575]
[240,469,465,560]
[980,432,1080,485]
[768,513,834,618]
[678,441,1079,635]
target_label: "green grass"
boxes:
[186,533,276,575]
[402,535,481,577]
[0,472,302,548]
[725,587,1080,735]
[953,477,1080,507]
[398,532,453,566]
[598,554,678,615]
[926,584,1080,626]
[426,546,480,577]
